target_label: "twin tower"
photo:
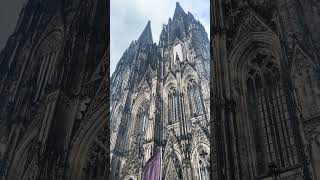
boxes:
[110,3,210,180]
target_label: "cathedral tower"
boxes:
[110,3,210,180]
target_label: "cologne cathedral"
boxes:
[110,3,210,180]
[1,0,320,180]
[211,0,320,180]
[0,0,108,180]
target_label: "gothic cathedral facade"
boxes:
[0,0,108,179]
[1,0,320,180]
[110,3,210,180]
[212,0,320,180]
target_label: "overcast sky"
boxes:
[110,0,210,75]
[0,0,25,51]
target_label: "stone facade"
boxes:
[1,0,320,180]
[0,0,108,179]
[211,0,320,180]
[110,3,210,180]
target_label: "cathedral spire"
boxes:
[173,2,186,19]
[138,21,153,44]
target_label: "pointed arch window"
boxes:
[187,79,203,117]
[33,32,62,101]
[135,102,148,135]
[168,86,179,124]
[246,53,297,176]
[35,51,57,100]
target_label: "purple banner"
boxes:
[142,150,161,180]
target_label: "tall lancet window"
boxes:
[187,79,203,117]
[168,86,179,124]
[34,32,62,101]
[246,52,297,176]
[135,102,148,135]
[35,51,57,100]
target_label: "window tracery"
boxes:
[135,101,148,135]
[246,51,297,176]
[168,86,179,124]
[34,33,62,101]
[128,100,150,162]
[35,51,58,100]
[187,79,203,117]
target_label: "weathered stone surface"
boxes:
[212,0,320,179]
[0,0,107,179]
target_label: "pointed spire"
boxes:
[138,21,153,44]
[173,2,186,19]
